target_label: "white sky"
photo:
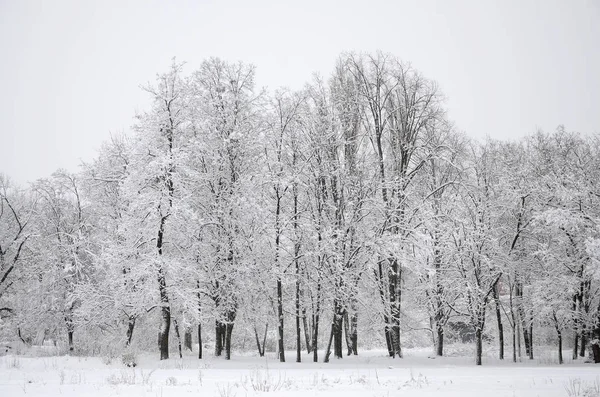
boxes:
[1,0,599,185]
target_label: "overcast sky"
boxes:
[1,0,598,185]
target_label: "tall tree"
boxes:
[30,171,91,352]
[0,176,34,315]
[128,60,189,359]
[452,141,503,365]
[346,52,445,358]
[190,58,261,360]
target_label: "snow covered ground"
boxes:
[0,347,597,396]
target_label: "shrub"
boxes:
[121,349,137,367]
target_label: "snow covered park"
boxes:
[1,5,599,397]
[1,347,597,397]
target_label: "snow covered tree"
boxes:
[416,129,465,356]
[451,141,503,365]
[73,135,151,349]
[261,88,306,362]
[188,58,261,360]
[528,128,600,360]
[0,176,34,313]
[26,171,92,351]
[345,51,446,358]
[125,60,191,359]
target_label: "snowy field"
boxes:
[1,347,598,397]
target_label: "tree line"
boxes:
[1,52,599,366]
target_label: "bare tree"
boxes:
[0,175,34,317]
[346,52,445,358]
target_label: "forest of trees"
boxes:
[1,52,599,366]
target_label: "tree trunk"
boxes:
[580,329,587,358]
[475,327,483,366]
[158,305,170,360]
[436,325,444,357]
[376,260,393,357]
[221,324,226,352]
[67,330,74,352]
[508,279,517,362]
[593,342,600,364]
[311,316,319,362]
[254,325,266,357]
[197,323,203,359]
[224,307,237,360]
[577,279,588,358]
[332,303,343,359]
[521,324,530,357]
[512,324,517,363]
[592,326,600,364]
[517,319,522,360]
[173,318,183,358]
[274,190,285,363]
[262,323,268,355]
[125,315,136,347]
[296,292,301,362]
[492,284,504,360]
[184,327,193,352]
[157,270,171,360]
[343,311,352,356]
[350,310,358,355]
[215,320,224,356]
[557,330,563,365]
[277,277,285,362]
[312,280,321,363]
[225,322,234,360]
[196,282,202,358]
[573,294,579,360]
[432,234,445,357]
[253,327,261,357]
[528,321,534,360]
[384,326,393,357]
[64,311,75,353]
[522,322,530,356]
[516,281,530,357]
[333,315,343,359]
[302,308,312,354]
[324,323,335,363]
[389,258,402,358]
